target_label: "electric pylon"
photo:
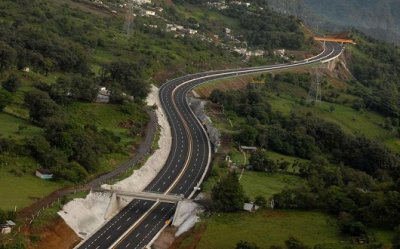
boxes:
[308,68,323,103]
[125,0,134,36]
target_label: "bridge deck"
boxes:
[92,188,184,203]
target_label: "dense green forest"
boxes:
[349,32,400,118]
[266,0,400,44]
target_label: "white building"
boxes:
[36,169,53,180]
[144,10,156,16]
[274,49,286,57]
[188,29,198,35]
[243,203,260,212]
[132,0,151,4]
[233,47,247,55]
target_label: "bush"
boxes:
[212,173,245,212]
[0,89,12,111]
[2,74,21,93]
[254,195,267,208]
[236,241,260,249]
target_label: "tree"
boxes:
[237,125,258,145]
[0,209,6,224]
[210,89,224,104]
[393,226,400,249]
[0,41,16,70]
[2,74,21,92]
[109,87,126,104]
[236,241,260,249]
[0,89,12,111]
[53,161,88,183]
[249,150,277,173]
[24,90,61,125]
[285,237,309,249]
[70,75,98,102]
[254,195,267,208]
[212,173,245,212]
[103,61,149,99]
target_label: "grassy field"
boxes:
[268,92,389,140]
[191,210,347,249]
[0,155,65,210]
[0,113,41,140]
[240,171,304,200]
[181,210,394,249]
[0,169,63,211]
[195,75,257,98]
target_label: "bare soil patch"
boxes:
[28,217,81,249]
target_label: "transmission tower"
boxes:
[308,68,323,103]
[125,0,134,36]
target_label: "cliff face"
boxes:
[266,0,400,44]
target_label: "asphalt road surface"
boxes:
[78,42,343,249]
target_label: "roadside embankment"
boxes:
[58,85,173,238]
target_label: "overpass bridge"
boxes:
[92,188,185,203]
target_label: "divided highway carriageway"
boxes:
[78,42,343,249]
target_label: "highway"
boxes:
[77,42,343,249]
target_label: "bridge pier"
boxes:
[104,192,118,220]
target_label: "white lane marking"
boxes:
[94,47,335,248]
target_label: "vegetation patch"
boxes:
[0,169,63,211]
[240,172,304,200]
[0,113,41,140]
[193,210,346,249]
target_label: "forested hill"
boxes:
[266,0,400,44]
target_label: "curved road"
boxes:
[78,42,343,249]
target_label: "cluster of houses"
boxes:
[206,1,251,10]
[95,86,134,104]
[90,0,153,14]
[233,47,266,58]
[165,24,198,36]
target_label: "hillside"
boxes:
[266,0,400,44]
[175,31,400,248]
[0,0,322,248]
[1,0,399,248]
